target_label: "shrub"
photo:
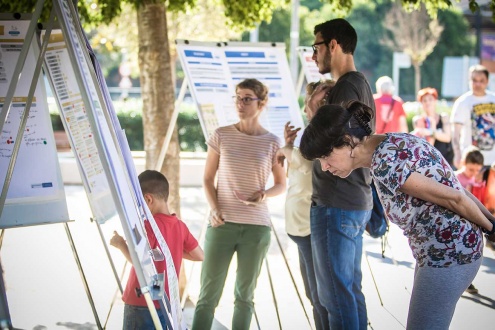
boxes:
[50,103,206,152]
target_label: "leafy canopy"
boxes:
[4,0,492,29]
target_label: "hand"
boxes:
[209,208,225,227]
[307,83,332,113]
[110,231,125,249]
[245,190,266,204]
[233,190,265,206]
[284,121,301,146]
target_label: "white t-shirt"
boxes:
[451,91,495,165]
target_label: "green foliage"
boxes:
[50,108,206,151]
[222,0,282,30]
[301,0,323,11]
[328,0,475,99]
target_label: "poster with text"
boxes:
[0,18,69,228]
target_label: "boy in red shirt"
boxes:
[110,170,204,329]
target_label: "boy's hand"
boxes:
[209,209,225,227]
[110,231,125,249]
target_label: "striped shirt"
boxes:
[208,124,280,227]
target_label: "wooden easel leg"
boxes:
[63,223,103,330]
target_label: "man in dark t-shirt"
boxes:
[305,18,375,330]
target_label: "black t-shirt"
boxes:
[311,71,375,210]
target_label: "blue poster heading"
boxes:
[185,50,213,58]
[225,51,265,58]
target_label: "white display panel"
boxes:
[177,40,305,144]
[0,19,69,228]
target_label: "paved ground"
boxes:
[2,185,495,329]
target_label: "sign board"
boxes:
[0,19,69,228]
[442,56,479,98]
[42,29,117,223]
[176,40,305,145]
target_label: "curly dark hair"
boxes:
[299,100,374,161]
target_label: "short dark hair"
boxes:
[299,100,373,160]
[314,18,357,55]
[138,170,169,201]
[463,146,484,166]
[470,64,489,80]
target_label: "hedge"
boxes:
[50,110,207,152]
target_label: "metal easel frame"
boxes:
[0,6,103,329]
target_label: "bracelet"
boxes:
[482,220,495,235]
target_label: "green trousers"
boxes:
[192,222,271,330]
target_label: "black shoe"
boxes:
[465,284,479,294]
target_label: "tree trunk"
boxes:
[413,61,421,98]
[137,3,181,216]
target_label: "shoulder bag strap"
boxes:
[380,98,396,133]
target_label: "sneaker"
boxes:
[465,284,479,294]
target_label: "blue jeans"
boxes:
[123,304,167,330]
[288,234,328,330]
[310,205,371,330]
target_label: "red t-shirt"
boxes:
[122,213,199,307]
[374,94,406,134]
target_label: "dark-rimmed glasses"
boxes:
[312,41,326,54]
[232,96,260,105]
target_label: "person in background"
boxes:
[455,146,485,294]
[299,100,495,330]
[452,65,495,169]
[373,76,408,134]
[192,78,286,330]
[275,79,334,330]
[455,146,484,191]
[410,115,428,138]
[110,170,204,329]
[415,87,454,167]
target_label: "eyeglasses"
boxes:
[232,96,260,105]
[312,41,327,54]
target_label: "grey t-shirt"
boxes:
[311,71,375,210]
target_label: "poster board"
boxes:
[176,40,305,145]
[42,29,117,223]
[50,0,182,327]
[0,17,69,228]
[441,56,479,98]
[297,46,332,84]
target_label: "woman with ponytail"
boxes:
[300,100,495,330]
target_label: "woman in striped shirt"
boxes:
[192,78,286,330]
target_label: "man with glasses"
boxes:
[303,18,375,330]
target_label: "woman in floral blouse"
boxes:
[299,100,495,330]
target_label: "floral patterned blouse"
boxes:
[371,133,483,267]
